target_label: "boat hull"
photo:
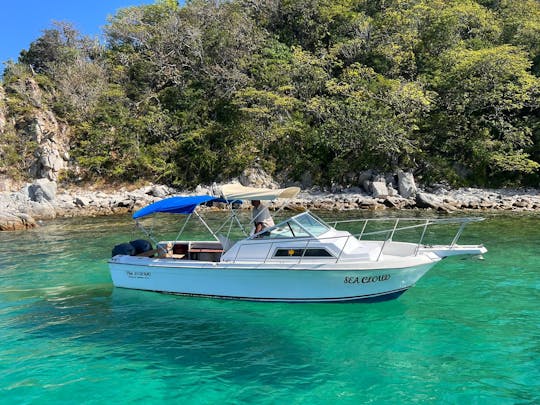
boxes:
[108,256,439,303]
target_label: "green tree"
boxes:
[430,45,540,183]
[370,0,501,78]
[307,64,433,180]
[497,0,540,74]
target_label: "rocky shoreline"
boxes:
[1,178,539,231]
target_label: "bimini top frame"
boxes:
[131,185,301,250]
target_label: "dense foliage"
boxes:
[2,0,540,187]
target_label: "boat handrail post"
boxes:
[389,218,400,241]
[376,240,385,262]
[415,219,431,256]
[299,237,311,264]
[450,221,467,248]
[336,235,349,263]
[226,205,248,237]
[377,220,397,262]
[263,241,274,264]
[233,243,242,263]
[358,219,368,240]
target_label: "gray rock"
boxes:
[398,170,417,198]
[362,180,372,193]
[74,196,93,207]
[385,174,398,188]
[29,179,57,203]
[25,110,71,181]
[239,166,278,189]
[150,185,170,197]
[416,192,456,212]
[0,211,37,231]
[387,185,398,197]
[358,170,374,185]
[383,197,400,208]
[301,172,313,188]
[416,192,439,209]
[371,181,389,198]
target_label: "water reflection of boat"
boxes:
[108,185,487,303]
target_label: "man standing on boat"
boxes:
[251,200,274,236]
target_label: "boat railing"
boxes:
[333,216,485,259]
[333,217,483,238]
[232,217,484,264]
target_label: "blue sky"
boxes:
[0,1,155,70]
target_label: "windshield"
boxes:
[293,212,330,237]
[265,221,310,239]
[251,212,331,239]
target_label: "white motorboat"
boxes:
[108,185,487,303]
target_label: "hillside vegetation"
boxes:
[1,0,539,188]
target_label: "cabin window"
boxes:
[273,248,333,258]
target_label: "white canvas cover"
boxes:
[221,184,300,201]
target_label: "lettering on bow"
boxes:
[344,274,391,284]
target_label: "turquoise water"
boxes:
[0,212,539,404]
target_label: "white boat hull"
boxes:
[108,255,440,302]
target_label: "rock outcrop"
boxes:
[397,170,417,198]
[239,166,279,189]
[21,83,71,181]
[0,85,7,135]
[3,77,71,182]
[0,211,37,231]
[27,112,71,181]
[28,178,57,203]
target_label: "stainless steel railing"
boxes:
[230,217,484,264]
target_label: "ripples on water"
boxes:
[0,213,539,403]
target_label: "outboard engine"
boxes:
[129,239,153,255]
[112,243,136,257]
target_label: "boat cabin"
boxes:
[221,212,380,263]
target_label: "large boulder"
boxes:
[300,171,313,188]
[0,211,37,231]
[397,170,417,198]
[239,166,279,189]
[416,192,456,212]
[29,179,57,203]
[371,181,389,198]
[358,170,374,185]
[147,184,171,198]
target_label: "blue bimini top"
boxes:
[132,195,238,219]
